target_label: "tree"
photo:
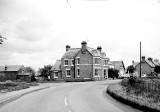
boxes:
[38,65,53,80]
[154,65,160,74]
[108,68,119,79]
[24,67,36,81]
[0,35,7,45]
[126,65,135,73]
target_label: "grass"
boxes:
[107,79,160,112]
[0,80,38,93]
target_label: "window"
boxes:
[95,58,98,64]
[71,59,75,66]
[66,69,71,77]
[54,71,58,78]
[64,59,68,66]
[104,69,106,76]
[95,69,98,76]
[104,60,107,65]
[77,69,80,77]
[77,57,80,65]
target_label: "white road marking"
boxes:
[65,97,68,106]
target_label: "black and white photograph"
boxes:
[0,0,160,112]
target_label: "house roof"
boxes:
[135,59,156,68]
[145,60,155,67]
[133,62,139,67]
[62,48,81,59]
[152,61,160,66]
[62,47,108,59]
[18,72,31,76]
[110,61,125,70]
[51,60,61,71]
[87,47,107,58]
[0,65,24,72]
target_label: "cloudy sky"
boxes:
[0,0,160,70]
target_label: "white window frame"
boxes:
[64,59,69,66]
[94,57,100,65]
[71,59,74,66]
[77,68,80,77]
[66,69,71,77]
[54,71,58,78]
[77,57,80,65]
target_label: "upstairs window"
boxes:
[104,60,107,65]
[77,57,80,65]
[71,59,75,66]
[95,58,98,64]
[64,59,68,66]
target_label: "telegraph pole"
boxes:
[140,41,141,78]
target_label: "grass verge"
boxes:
[107,83,160,112]
[0,80,38,93]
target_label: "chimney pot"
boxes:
[142,56,145,62]
[81,41,87,54]
[97,46,102,52]
[5,65,7,71]
[66,45,70,51]
[148,57,153,62]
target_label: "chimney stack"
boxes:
[97,46,102,52]
[81,41,87,54]
[5,65,7,71]
[132,60,134,65]
[66,45,70,51]
[142,56,145,62]
[148,57,153,62]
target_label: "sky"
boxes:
[0,0,160,70]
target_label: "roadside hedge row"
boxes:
[107,83,160,112]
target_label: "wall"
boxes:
[75,50,93,79]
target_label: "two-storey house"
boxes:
[51,41,109,81]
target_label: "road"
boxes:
[0,80,142,112]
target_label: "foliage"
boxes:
[126,65,135,73]
[38,65,53,80]
[121,78,160,103]
[108,68,119,79]
[0,35,7,45]
[24,67,36,81]
[154,65,160,74]
[0,80,38,92]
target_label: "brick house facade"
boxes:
[134,56,160,76]
[51,41,109,81]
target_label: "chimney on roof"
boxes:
[132,60,134,65]
[97,46,102,52]
[66,45,70,51]
[5,65,7,71]
[81,41,87,54]
[148,57,153,62]
[142,56,145,62]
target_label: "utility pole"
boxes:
[140,41,141,78]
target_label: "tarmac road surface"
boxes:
[0,80,142,112]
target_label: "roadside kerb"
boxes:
[107,84,160,112]
[0,86,50,107]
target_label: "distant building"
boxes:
[110,61,125,77]
[51,41,109,81]
[0,65,31,82]
[134,56,160,76]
